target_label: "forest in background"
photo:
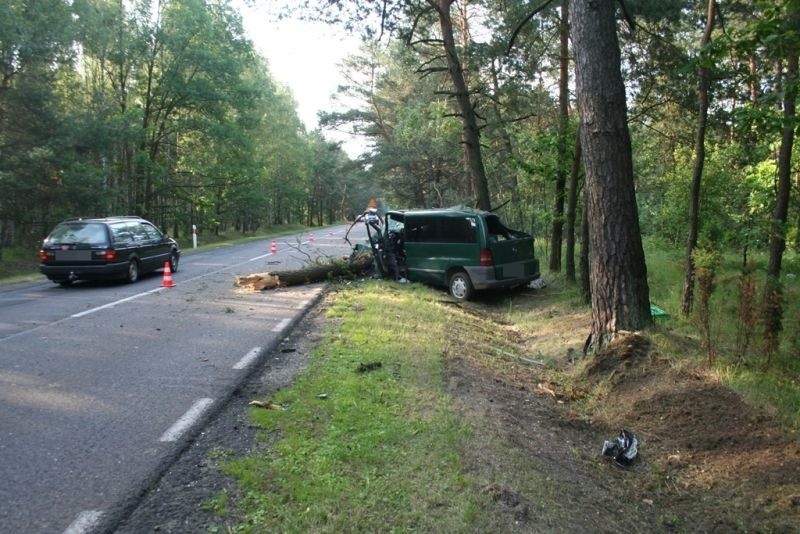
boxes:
[0,0,374,245]
[1,0,798,357]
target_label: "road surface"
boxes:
[0,225,359,533]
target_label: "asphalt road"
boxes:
[0,225,360,533]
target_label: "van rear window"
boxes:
[406,216,477,243]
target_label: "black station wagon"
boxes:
[39,216,180,286]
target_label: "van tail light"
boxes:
[93,249,117,261]
[479,248,494,266]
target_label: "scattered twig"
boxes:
[248,400,285,410]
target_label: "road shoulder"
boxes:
[114,300,328,533]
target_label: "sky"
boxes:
[237,2,365,157]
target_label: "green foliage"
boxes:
[0,0,356,247]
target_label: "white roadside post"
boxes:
[192,224,197,248]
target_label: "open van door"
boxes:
[483,214,538,281]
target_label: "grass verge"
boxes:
[219,281,479,532]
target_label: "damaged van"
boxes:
[381,208,540,300]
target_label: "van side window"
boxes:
[406,216,477,243]
[405,217,434,243]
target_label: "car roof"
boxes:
[59,216,146,224]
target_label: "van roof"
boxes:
[386,207,492,218]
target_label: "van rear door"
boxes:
[483,214,539,280]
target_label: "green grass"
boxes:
[640,239,800,433]
[199,240,797,529]
[219,282,480,532]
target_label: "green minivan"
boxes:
[382,208,540,300]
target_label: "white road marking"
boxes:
[70,288,163,318]
[158,398,214,442]
[1,230,346,343]
[248,253,273,261]
[63,510,103,534]
[233,347,262,370]
[295,299,310,309]
[272,318,291,332]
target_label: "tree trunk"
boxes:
[550,0,570,272]
[569,0,652,351]
[566,129,582,283]
[681,0,716,317]
[488,59,524,229]
[432,0,491,211]
[236,252,374,290]
[763,47,798,355]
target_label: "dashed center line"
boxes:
[158,398,214,442]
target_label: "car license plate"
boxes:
[55,250,92,261]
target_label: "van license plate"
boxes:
[504,264,523,278]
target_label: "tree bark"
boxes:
[681,0,716,317]
[569,0,652,351]
[579,182,590,304]
[236,252,374,291]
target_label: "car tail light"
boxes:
[39,250,53,261]
[93,249,117,260]
[479,248,494,266]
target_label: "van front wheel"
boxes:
[449,271,474,301]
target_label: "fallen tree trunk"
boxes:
[235,252,373,291]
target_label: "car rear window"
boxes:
[46,223,109,246]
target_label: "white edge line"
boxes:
[233,347,262,370]
[295,299,310,310]
[158,398,214,442]
[63,510,103,534]
[71,288,163,318]
[272,318,291,333]
[248,253,272,261]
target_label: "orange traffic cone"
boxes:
[270,241,277,253]
[161,261,175,287]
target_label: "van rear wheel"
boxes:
[449,271,474,301]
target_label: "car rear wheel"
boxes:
[448,270,474,301]
[169,251,179,273]
[126,260,140,283]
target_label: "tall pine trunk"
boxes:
[570,0,652,351]
[681,0,717,316]
[549,0,570,272]
[566,130,582,283]
[763,49,798,357]
[432,0,491,211]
